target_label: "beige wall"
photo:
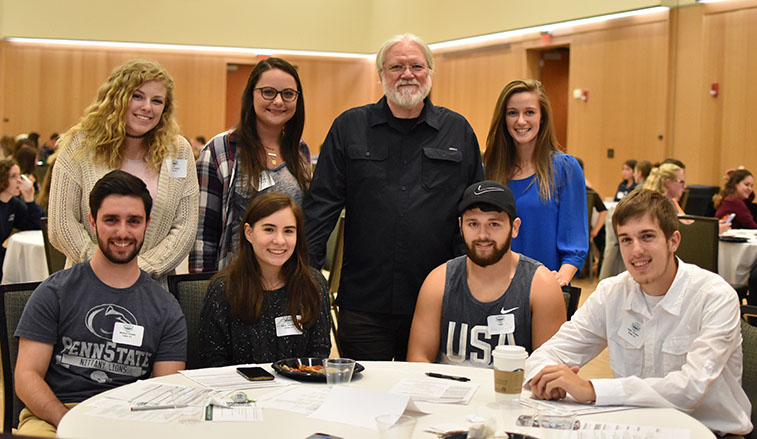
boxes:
[0,0,374,53]
[0,42,381,152]
[1,0,675,53]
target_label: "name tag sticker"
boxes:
[487,313,515,335]
[258,171,275,191]
[275,315,303,337]
[618,315,644,348]
[112,322,145,347]
[166,159,188,178]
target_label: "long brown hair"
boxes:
[215,193,320,330]
[714,169,753,209]
[234,57,309,193]
[484,79,560,201]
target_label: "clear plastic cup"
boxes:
[375,414,416,439]
[322,358,355,386]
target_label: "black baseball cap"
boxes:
[458,180,517,219]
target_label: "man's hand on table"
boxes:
[528,364,596,403]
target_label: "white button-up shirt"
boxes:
[525,259,752,435]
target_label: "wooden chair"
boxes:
[676,215,719,272]
[166,272,215,370]
[0,282,40,432]
[562,285,581,320]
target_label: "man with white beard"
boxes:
[304,33,483,361]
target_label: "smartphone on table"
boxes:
[236,366,275,381]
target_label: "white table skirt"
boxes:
[718,229,757,287]
[2,230,49,284]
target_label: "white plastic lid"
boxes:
[492,345,528,359]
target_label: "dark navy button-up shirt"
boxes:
[304,97,484,315]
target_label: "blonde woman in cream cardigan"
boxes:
[49,60,198,286]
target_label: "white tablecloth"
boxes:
[2,230,49,284]
[719,229,757,287]
[57,361,714,439]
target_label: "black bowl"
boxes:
[271,357,364,382]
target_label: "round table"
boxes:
[2,230,48,284]
[719,229,757,287]
[57,361,715,439]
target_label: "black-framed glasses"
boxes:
[255,86,299,102]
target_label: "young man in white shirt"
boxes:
[525,189,752,436]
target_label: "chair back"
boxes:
[676,215,719,272]
[326,211,346,357]
[740,305,757,431]
[41,217,66,275]
[166,272,215,370]
[583,190,597,281]
[562,285,581,320]
[681,185,719,216]
[0,282,40,432]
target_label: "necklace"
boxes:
[267,151,279,166]
[125,132,147,139]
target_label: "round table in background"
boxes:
[2,230,48,284]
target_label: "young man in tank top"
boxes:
[406,180,566,367]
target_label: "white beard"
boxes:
[381,75,432,110]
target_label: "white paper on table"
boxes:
[519,394,633,415]
[390,379,448,398]
[83,397,201,423]
[180,363,294,391]
[390,379,478,404]
[569,421,691,439]
[99,381,209,408]
[204,404,263,422]
[308,386,429,430]
[256,386,331,415]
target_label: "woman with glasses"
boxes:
[48,59,198,286]
[190,57,310,273]
[642,163,686,214]
[0,158,43,280]
[484,79,588,287]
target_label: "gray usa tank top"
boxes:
[438,254,540,367]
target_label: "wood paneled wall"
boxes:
[671,2,757,187]
[0,43,380,156]
[432,14,671,198]
[2,0,757,198]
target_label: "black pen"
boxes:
[425,372,470,382]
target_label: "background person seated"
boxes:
[714,168,756,230]
[14,171,187,437]
[407,181,565,366]
[524,189,751,436]
[0,158,44,281]
[198,192,331,367]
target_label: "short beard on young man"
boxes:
[464,233,511,267]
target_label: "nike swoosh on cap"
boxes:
[473,185,506,195]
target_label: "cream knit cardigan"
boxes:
[48,133,199,281]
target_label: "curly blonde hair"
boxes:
[58,59,179,171]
